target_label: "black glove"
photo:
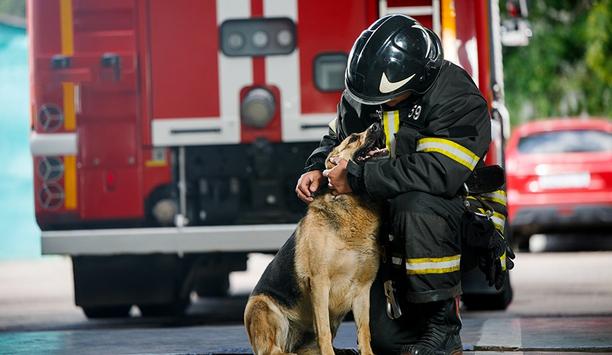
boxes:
[478,230,515,290]
[461,210,496,249]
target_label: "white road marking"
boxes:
[477,318,522,349]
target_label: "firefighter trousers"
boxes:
[369,190,464,353]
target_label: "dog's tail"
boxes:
[244,295,294,355]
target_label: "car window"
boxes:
[518,129,612,154]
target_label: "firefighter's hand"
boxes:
[296,170,325,204]
[323,158,353,195]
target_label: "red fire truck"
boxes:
[29,0,526,317]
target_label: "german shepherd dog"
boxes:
[244,123,388,355]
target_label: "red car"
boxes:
[505,118,612,247]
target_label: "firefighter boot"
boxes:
[400,298,463,355]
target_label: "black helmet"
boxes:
[345,14,444,105]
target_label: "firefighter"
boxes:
[296,15,513,355]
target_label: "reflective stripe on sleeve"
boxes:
[328,118,338,134]
[383,110,400,156]
[416,137,479,170]
[476,208,506,234]
[406,254,461,275]
[500,251,507,271]
[482,190,507,207]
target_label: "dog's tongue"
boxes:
[367,147,389,158]
[357,148,389,161]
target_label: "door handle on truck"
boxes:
[50,54,93,83]
[100,53,121,81]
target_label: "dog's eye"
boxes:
[348,134,359,143]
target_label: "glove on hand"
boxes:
[478,230,515,290]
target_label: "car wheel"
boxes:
[462,275,513,311]
[83,305,132,319]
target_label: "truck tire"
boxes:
[73,255,188,319]
[462,275,513,310]
[195,273,230,298]
[139,299,189,317]
[83,305,132,319]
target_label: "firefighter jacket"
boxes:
[304,61,492,199]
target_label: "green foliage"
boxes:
[585,0,611,84]
[503,0,611,125]
[0,0,26,18]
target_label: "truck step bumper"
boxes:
[41,224,296,255]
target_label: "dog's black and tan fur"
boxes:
[244,125,386,355]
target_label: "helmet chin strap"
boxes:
[385,92,412,107]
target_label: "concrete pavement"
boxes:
[1,317,612,354]
[1,251,612,354]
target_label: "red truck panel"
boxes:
[297,1,373,115]
[148,0,220,120]
[79,122,137,168]
[29,0,174,224]
[80,168,143,220]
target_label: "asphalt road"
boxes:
[1,234,612,354]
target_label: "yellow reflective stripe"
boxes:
[145,160,167,168]
[441,0,458,64]
[417,137,479,170]
[393,110,400,133]
[62,82,76,131]
[406,254,461,275]
[60,0,76,131]
[60,0,74,56]
[491,213,506,233]
[383,110,400,155]
[408,254,461,264]
[482,190,507,207]
[64,155,77,209]
[383,113,391,151]
[500,252,507,271]
[59,0,77,210]
[466,190,507,207]
[476,208,506,233]
[407,266,460,275]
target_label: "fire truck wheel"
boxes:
[82,305,132,319]
[461,274,513,310]
[195,273,230,298]
[138,299,189,317]
[516,233,531,252]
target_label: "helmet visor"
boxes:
[344,83,411,106]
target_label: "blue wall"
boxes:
[0,22,40,259]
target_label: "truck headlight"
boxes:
[241,88,275,128]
